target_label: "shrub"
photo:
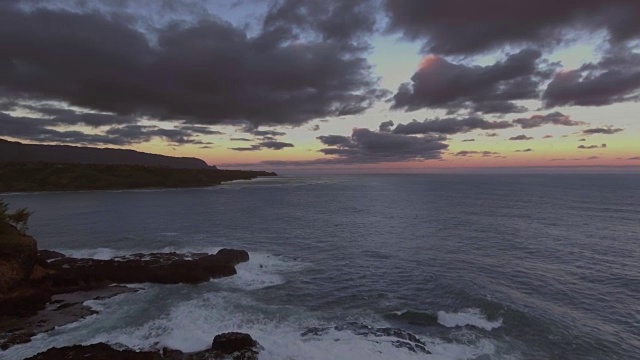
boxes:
[0,198,32,234]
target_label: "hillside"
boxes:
[0,139,210,169]
[0,162,276,192]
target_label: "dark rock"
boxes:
[0,286,135,350]
[25,343,164,360]
[214,249,250,266]
[0,331,35,350]
[25,332,262,360]
[209,332,262,360]
[46,251,241,293]
[302,322,431,355]
[38,250,67,262]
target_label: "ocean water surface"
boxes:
[2,174,640,359]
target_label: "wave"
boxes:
[437,308,502,331]
[83,292,502,360]
[217,252,308,290]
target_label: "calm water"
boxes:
[2,174,640,360]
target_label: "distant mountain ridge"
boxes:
[0,139,211,169]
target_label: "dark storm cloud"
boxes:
[263,0,377,47]
[378,120,395,132]
[392,49,551,114]
[512,112,586,129]
[229,140,294,151]
[230,137,253,142]
[0,112,212,145]
[177,125,225,135]
[454,150,498,157]
[582,127,624,135]
[509,134,533,141]
[260,141,295,150]
[230,145,263,152]
[392,116,513,135]
[0,112,129,145]
[317,135,354,147]
[0,2,385,128]
[248,130,287,137]
[384,0,640,55]
[314,128,448,164]
[578,144,607,149]
[104,125,213,145]
[6,104,138,127]
[543,46,640,108]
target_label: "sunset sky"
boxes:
[1,0,639,172]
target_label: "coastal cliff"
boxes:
[0,162,276,192]
[0,218,260,358]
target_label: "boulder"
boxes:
[214,249,250,266]
[25,343,163,360]
[46,251,242,294]
[25,332,262,360]
[208,332,262,360]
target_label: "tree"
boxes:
[0,198,33,234]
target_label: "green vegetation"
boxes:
[0,162,276,193]
[0,198,32,235]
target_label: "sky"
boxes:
[0,0,639,173]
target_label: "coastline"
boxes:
[0,222,262,358]
[0,162,277,193]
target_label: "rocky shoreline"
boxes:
[0,223,262,359]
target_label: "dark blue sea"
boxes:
[3,174,640,359]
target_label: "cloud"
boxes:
[515,148,534,152]
[230,137,253,142]
[578,138,586,141]
[578,144,607,149]
[378,120,395,132]
[177,125,225,135]
[485,132,499,137]
[229,140,294,151]
[384,0,640,55]
[582,127,624,135]
[230,145,263,152]
[392,49,551,114]
[0,112,213,145]
[309,124,320,131]
[314,128,448,163]
[392,116,512,135]
[509,134,533,141]
[586,156,600,160]
[512,112,586,128]
[454,150,498,157]
[628,157,640,160]
[543,46,640,108]
[0,2,386,128]
[543,135,553,138]
[3,103,138,127]
[260,141,295,150]
[248,130,287,137]
[461,139,475,142]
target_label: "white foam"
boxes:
[87,292,496,360]
[217,252,307,290]
[1,288,505,360]
[56,246,224,260]
[437,308,502,331]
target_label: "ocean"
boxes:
[2,174,639,359]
